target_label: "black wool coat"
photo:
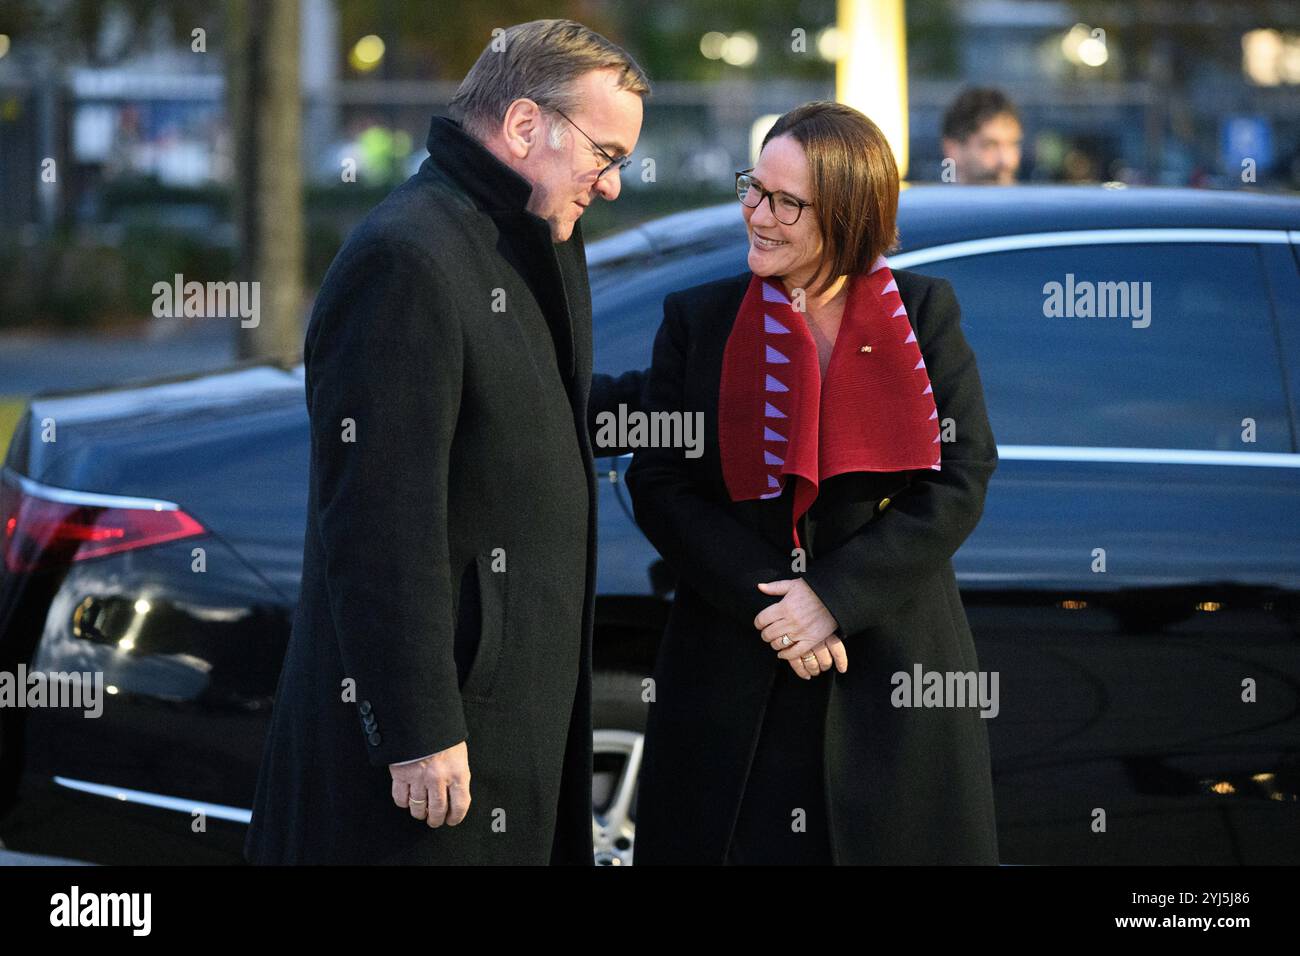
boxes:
[625,269,1001,865]
[244,116,642,865]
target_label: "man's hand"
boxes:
[754,579,844,676]
[389,740,470,827]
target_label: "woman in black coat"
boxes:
[625,101,1000,865]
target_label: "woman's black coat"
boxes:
[625,269,1001,865]
[244,116,641,865]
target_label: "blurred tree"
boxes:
[616,0,836,81]
[905,0,959,78]
[0,0,221,65]
[228,0,304,362]
[332,0,620,79]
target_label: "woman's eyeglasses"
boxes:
[735,169,814,225]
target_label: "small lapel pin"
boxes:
[860,344,872,353]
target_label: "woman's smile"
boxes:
[751,232,789,250]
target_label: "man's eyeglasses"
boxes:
[735,169,814,225]
[550,107,632,181]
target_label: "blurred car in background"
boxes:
[2,185,1298,865]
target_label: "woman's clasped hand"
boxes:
[754,578,847,679]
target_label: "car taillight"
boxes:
[1,473,205,574]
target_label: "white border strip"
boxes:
[53,775,252,824]
[890,228,1293,269]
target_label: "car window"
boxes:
[916,243,1291,452]
[590,241,747,375]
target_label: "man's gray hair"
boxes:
[450,19,651,144]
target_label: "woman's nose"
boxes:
[749,196,778,227]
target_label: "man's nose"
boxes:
[595,170,622,201]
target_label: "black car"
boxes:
[2,184,1298,865]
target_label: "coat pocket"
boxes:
[455,552,508,701]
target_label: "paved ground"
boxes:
[0,318,241,459]
[0,318,238,395]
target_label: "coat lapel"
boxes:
[696,273,751,459]
[486,209,578,388]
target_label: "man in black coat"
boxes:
[244,20,649,865]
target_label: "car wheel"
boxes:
[592,670,647,865]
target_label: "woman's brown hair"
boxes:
[760,101,900,297]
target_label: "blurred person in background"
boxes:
[941,86,1023,184]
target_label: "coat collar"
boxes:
[422,114,535,212]
[421,114,584,389]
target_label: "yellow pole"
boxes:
[0,398,24,460]
[836,0,909,180]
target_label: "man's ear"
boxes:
[501,98,543,161]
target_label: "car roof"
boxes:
[895,184,1300,250]
[589,184,1300,266]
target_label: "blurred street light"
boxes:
[699,31,726,60]
[816,26,846,62]
[721,31,758,67]
[1062,23,1108,68]
[1242,29,1300,85]
[349,34,385,73]
[699,30,758,67]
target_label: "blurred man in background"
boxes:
[941,87,1023,184]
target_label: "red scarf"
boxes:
[718,256,941,549]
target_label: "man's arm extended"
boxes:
[307,238,468,767]
[588,368,646,456]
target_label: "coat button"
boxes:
[359,701,373,716]
[368,731,382,746]
[878,497,891,511]
[363,716,377,731]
